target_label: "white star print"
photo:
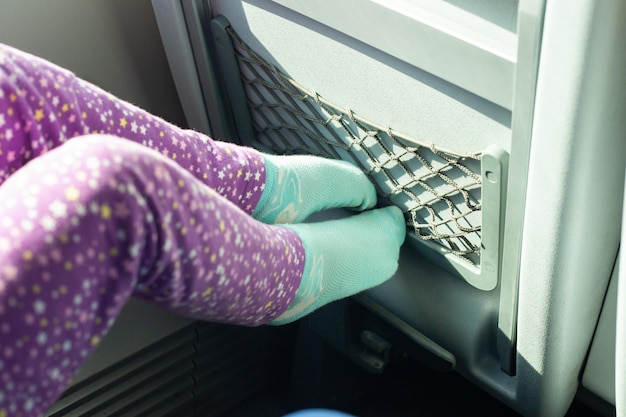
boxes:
[131,121,138,133]
[76,203,87,216]
[49,200,68,218]
[41,216,56,231]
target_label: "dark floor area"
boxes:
[223,330,605,417]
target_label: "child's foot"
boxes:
[253,154,377,224]
[270,206,406,324]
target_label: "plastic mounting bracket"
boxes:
[407,144,509,291]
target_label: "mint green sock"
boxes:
[270,206,406,325]
[253,154,377,224]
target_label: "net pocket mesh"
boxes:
[226,28,484,265]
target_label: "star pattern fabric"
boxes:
[0,43,305,416]
[0,43,265,214]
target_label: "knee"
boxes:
[58,134,146,160]
[35,134,145,174]
[12,134,165,211]
[1,134,136,191]
[53,134,167,186]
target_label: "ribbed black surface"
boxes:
[46,322,291,417]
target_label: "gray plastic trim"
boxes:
[618,188,626,417]
[582,258,618,406]
[496,0,547,376]
[210,16,257,145]
[355,294,456,369]
[152,0,212,134]
[180,0,232,140]
[409,145,509,291]
[513,0,626,414]
[270,0,517,109]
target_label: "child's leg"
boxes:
[0,135,303,416]
[0,134,404,416]
[0,43,379,223]
[0,136,404,416]
[0,43,266,213]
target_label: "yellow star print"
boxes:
[34,108,45,122]
[65,186,80,201]
[101,204,112,219]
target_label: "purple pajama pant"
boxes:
[0,44,304,416]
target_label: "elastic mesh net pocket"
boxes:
[226,27,483,265]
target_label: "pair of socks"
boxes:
[252,154,406,324]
